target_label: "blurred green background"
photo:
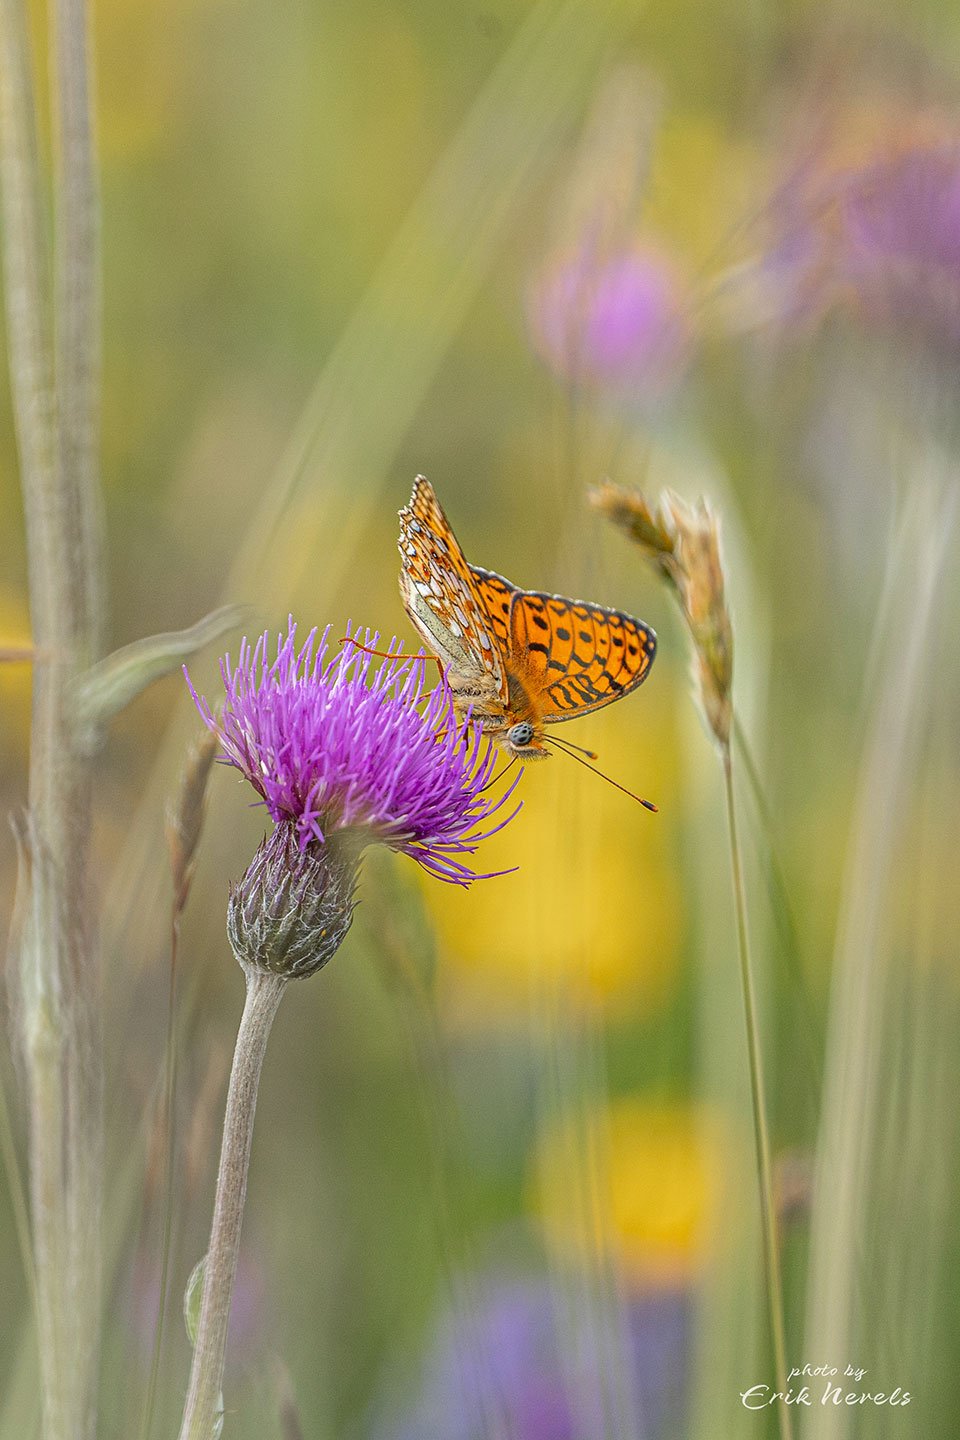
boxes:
[2,0,960,1436]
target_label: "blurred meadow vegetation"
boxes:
[2,0,960,1436]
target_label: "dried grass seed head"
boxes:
[591,482,733,747]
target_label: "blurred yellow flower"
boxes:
[0,587,33,758]
[422,700,684,1026]
[532,1095,734,1289]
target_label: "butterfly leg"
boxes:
[339,635,446,684]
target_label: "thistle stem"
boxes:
[178,968,287,1440]
[722,746,792,1440]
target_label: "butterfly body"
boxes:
[398,477,656,760]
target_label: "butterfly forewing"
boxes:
[510,591,657,724]
[398,477,507,700]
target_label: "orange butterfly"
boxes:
[398,476,657,761]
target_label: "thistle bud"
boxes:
[227,823,361,980]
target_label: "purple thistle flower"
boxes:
[186,620,519,887]
[186,621,520,978]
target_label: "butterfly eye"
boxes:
[508,721,535,746]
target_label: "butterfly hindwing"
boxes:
[398,477,507,700]
[510,591,657,723]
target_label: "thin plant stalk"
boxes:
[801,479,955,1440]
[723,746,793,1440]
[142,735,217,1440]
[52,0,104,653]
[177,969,288,1440]
[51,12,106,1416]
[138,921,181,1440]
[0,0,103,1429]
[734,716,822,1120]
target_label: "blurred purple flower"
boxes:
[527,241,692,403]
[377,1273,689,1440]
[840,141,960,342]
[844,142,960,271]
[186,621,519,887]
[753,118,960,351]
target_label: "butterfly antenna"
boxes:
[544,733,600,762]
[480,754,518,794]
[542,736,658,812]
